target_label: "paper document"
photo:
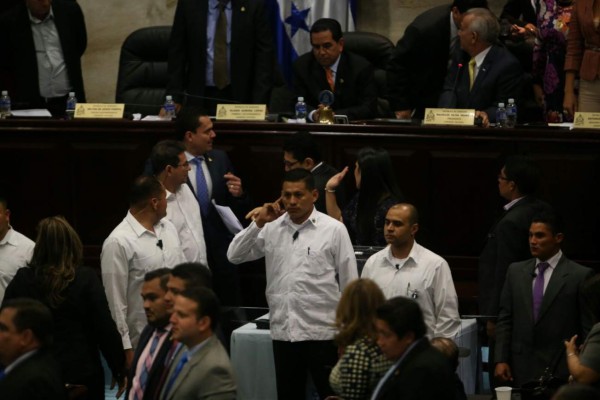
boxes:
[212,200,243,234]
[10,109,52,117]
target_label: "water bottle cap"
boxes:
[1,91,7,96]
[508,98,514,103]
[498,103,505,107]
[166,95,173,101]
[69,92,75,97]
[298,97,304,102]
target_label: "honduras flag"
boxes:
[266,0,357,85]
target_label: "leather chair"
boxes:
[116,26,171,116]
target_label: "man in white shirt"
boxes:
[102,176,186,367]
[228,168,358,400]
[362,203,461,339]
[0,197,35,303]
[151,140,208,266]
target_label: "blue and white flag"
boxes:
[267,0,356,84]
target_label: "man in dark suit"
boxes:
[386,0,488,120]
[293,18,377,121]
[0,298,66,400]
[438,7,523,126]
[166,0,274,115]
[160,287,236,400]
[282,131,345,213]
[494,212,593,386]
[479,156,550,339]
[176,107,252,308]
[371,296,456,400]
[0,0,87,115]
[127,268,176,400]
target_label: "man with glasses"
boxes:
[151,140,207,266]
[293,18,378,121]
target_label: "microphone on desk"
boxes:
[157,239,163,250]
[449,62,463,107]
[292,231,299,242]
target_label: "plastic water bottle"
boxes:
[65,92,77,120]
[0,90,11,119]
[506,98,517,128]
[164,95,176,120]
[295,97,307,123]
[496,102,507,128]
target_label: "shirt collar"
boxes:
[503,196,525,211]
[384,241,419,268]
[282,206,319,229]
[310,162,324,173]
[473,45,492,68]
[125,211,162,238]
[4,349,39,374]
[0,227,16,246]
[328,54,342,75]
[210,0,231,10]
[537,249,562,270]
[28,7,54,24]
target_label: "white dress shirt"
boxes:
[101,212,186,349]
[0,227,35,303]
[362,242,461,339]
[166,185,208,266]
[227,208,358,341]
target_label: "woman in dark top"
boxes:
[325,147,405,246]
[4,216,126,400]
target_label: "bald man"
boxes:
[362,203,461,338]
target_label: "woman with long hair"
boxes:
[4,216,125,399]
[325,147,405,246]
[328,279,391,400]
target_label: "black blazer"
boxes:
[373,339,457,400]
[126,325,177,400]
[167,0,274,105]
[0,349,67,400]
[478,196,550,318]
[438,44,523,122]
[495,255,593,385]
[386,5,452,117]
[0,0,87,107]
[293,51,378,120]
[4,266,125,400]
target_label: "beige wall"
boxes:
[80,0,505,103]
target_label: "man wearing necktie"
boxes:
[438,7,523,127]
[160,287,236,400]
[292,18,378,121]
[494,211,593,387]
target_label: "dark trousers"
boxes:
[272,339,337,400]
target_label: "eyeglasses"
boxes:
[283,160,300,168]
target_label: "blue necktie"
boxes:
[164,352,189,398]
[191,157,210,216]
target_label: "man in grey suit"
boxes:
[494,211,593,386]
[161,286,236,400]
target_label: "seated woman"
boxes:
[328,278,391,400]
[4,216,126,400]
[565,274,600,387]
[325,147,405,246]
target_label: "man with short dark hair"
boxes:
[0,196,34,303]
[494,212,593,386]
[102,176,186,364]
[438,7,523,126]
[387,0,488,119]
[282,131,344,213]
[151,140,208,266]
[371,297,456,400]
[126,268,175,400]
[160,287,236,400]
[164,262,213,313]
[293,18,377,121]
[0,298,66,399]
[228,168,357,400]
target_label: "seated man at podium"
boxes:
[293,18,378,122]
[438,7,522,126]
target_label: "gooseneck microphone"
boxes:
[292,231,299,242]
[157,239,163,250]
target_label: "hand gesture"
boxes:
[326,166,349,191]
[254,198,285,228]
[224,172,244,197]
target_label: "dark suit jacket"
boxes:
[500,0,537,27]
[0,0,87,107]
[0,349,67,400]
[312,162,345,214]
[386,5,452,118]
[438,44,523,122]
[495,255,593,385]
[373,339,456,400]
[4,266,125,400]
[187,149,253,306]
[126,325,176,400]
[167,0,274,105]
[478,196,550,318]
[293,51,378,120]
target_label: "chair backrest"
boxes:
[116,26,171,116]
